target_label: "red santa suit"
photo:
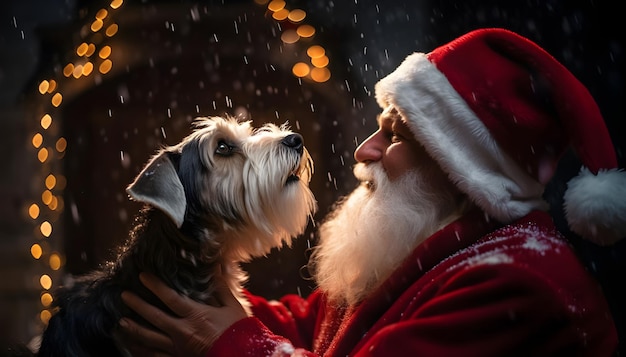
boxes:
[208,210,618,356]
[208,28,625,356]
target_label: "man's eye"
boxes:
[215,140,233,155]
[391,133,403,143]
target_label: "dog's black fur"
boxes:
[38,149,221,357]
[37,117,315,356]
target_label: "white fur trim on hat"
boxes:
[375,53,547,224]
[564,167,626,245]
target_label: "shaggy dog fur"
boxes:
[37,116,317,356]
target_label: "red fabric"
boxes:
[427,28,617,176]
[208,210,618,356]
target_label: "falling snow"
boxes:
[7,0,622,324]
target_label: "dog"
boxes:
[37,116,317,356]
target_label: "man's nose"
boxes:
[354,131,383,163]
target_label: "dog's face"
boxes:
[126,116,317,260]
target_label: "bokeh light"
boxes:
[29,204,40,220]
[292,62,310,77]
[30,244,42,259]
[39,275,52,290]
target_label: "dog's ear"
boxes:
[126,152,186,228]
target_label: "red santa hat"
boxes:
[375,28,626,245]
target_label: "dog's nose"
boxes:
[282,133,303,154]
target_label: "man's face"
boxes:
[354,106,436,182]
[311,106,465,306]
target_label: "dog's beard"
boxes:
[226,140,316,261]
[311,162,464,307]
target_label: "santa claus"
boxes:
[120,28,625,357]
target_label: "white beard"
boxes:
[311,163,465,307]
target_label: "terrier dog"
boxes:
[38,116,317,357]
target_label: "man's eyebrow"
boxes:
[377,107,399,126]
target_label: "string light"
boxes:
[267,0,286,12]
[287,9,306,23]
[38,81,49,94]
[29,205,40,220]
[30,0,125,329]
[105,24,119,37]
[110,0,123,10]
[31,244,43,259]
[99,45,112,59]
[28,0,324,333]
[40,114,52,129]
[296,24,315,38]
[292,62,310,77]
[260,1,331,82]
[39,275,52,290]
[32,133,43,148]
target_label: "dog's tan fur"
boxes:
[38,116,317,356]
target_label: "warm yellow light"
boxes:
[82,62,94,76]
[307,45,325,58]
[51,93,62,107]
[29,204,40,219]
[41,190,53,205]
[292,62,310,77]
[72,64,83,79]
[272,8,289,21]
[110,0,123,9]
[267,0,285,12]
[40,221,52,237]
[311,55,329,68]
[105,24,118,37]
[99,46,112,59]
[86,43,96,57]
[54,196,64,211]
[41,293,53,307]
[96,8,108,20]
[38,80,49,94]
[38,148,49,163]
[32,133,43,148]
[49,253,62,270]
[288,9,306,22]
[56,137,67,152]
[40,275,52,289]
[40,310,52,324]
[40,114,52,129]
[45,174,56,190]
[63,63,74,77]
[99,59,112,74]
[310,67,331,82]
[76,42,89,56]
[54,196,65,211]
[91,19,103,32]
[31,244,43,259]
[48,196,58,210]
[47,80,57,93]
[297,24,315,38]
[280,29,299,44]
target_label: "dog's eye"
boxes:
[215,140,233,156]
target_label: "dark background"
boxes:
[1,0,624,352]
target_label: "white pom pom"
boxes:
[564,167,626,245]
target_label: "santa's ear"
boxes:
[126,152,186,228]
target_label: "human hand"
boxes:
[119,272,248,357]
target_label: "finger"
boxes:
[119,317,175,354]
[121,291,179,335]
[139,273,197,317]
